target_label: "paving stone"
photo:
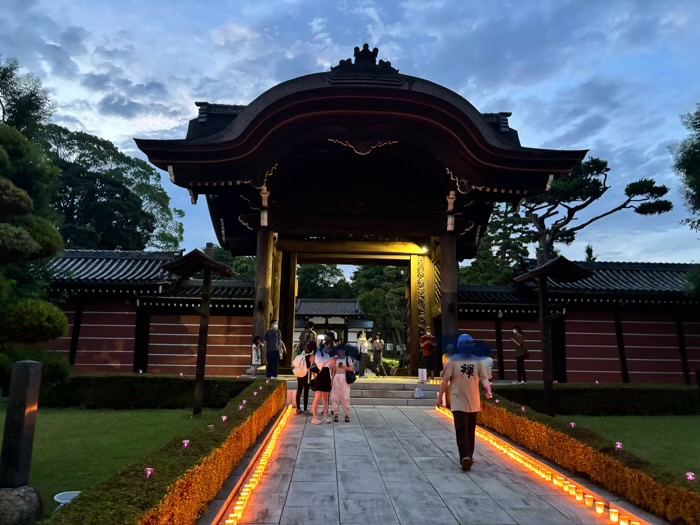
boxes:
[285,481,337,506]
[425,472,487,496]
[339,492,399,524]
[444,495,517,525]
[502,507,574,525]
[292,460,337,482]
[338,470,387,494]
[279,505,340,525]
[492,496,555,510]
[395,506,459,525]
[411,455,459,473]
[541,495,602,525]
[238,492,286,524]
[337,453,379,472]
[385,481,445,507]
[468,469,537,499]
[378,461,428,482]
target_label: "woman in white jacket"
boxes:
[331,346,355,423]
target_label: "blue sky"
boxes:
[2,0,699,263]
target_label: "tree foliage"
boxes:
[0,124,67,344]
[297,264,353,299]
[584,244,598,262]
[210,246,255,281]
[352,266,407,345]
[40,124,184,250]
[522,157,672,261]
[459,204,529,285]
[672,103,700,232]
[0,57,54,139]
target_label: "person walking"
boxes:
[370,332,387,377]
[510,325,528,384]
[251,336,263,376]
[293,340,316,415]
[437,333,492,472]
[264,320,284,379]
[311,343,334,424]
[356,330,368,377]
[420,327,438,380]
[331,345,356,422]
[297,321,317,354]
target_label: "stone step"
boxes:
[285,380,440,392]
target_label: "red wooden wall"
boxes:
[148,314,253,375]
[565,310,621,383]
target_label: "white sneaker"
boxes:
[311,418,321,425]
[323,417,331,424]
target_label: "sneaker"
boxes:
[345,415,350,423]
[296,408,303,415]
[311,418,321,425]
[333,415,339,423]
[461,457,474,471]
[323,417,332,424]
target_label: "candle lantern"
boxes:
[239,404,244,410]
[615,441,623,450]
[520,406,526,413]
[575,489,583,501]
[182,439,190,449]
[259,386,263,390]
[221,415,228,423]
[584,495,593,507]
[569,422,576,429]
[620,515,629,525]
[253,391,258,396]
[609,508,619,523]
[145,467,154,479]
[687,472,696,481]
[595,501,605,515]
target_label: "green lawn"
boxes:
[0,404,201,517]
[572,415,700,477]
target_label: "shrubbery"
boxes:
[42,374,254,409]
[47,380,287,525]
[479,394,700,524]
[494,383,700,415]
[0,345,71,396]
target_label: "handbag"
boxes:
[292,354,308,378]
[344,357,356,384]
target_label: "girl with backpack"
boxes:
[293,340,316,415]
[331,346,356,423]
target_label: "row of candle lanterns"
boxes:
[435,407,645,525]
[225,404,294,525]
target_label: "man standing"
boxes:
[370,332,387,377]
[356,330,368,377]
[264,320,284,379]
[297,321,317,354]
[437,333,492,472]
[420,327,438,380]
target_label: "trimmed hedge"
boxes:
[41,375,253,409]
[495,383,700,415]
[47,379,286,525]
[0,345,71,396]
[478,395,700,525]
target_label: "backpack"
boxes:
[292,354,308,378]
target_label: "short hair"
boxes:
[253,336,261,344]
[270,319,277,324]
[358,330,364,337]
[307,321,315,328]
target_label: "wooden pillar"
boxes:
[495,314,505,380]
[537,276,555,416]
[279,252,297,367]
[271,249,282,323]
[409,255,420,370]
[675,312,691,385]
[193,244,215,417]
[68,298,83,366]
[614,307,630,383]
[440,232,458,351]
[133,306,150,373]
[254,228,274,340]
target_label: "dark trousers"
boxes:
[516,356,527,382]
[296,376,310,410]
[453,411,478,461]
[358,353,368,376]
[266,351,280,378]
[372,351,387,376]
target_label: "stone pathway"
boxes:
[219,406,657,525]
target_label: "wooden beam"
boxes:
[614,307,630,384]
[296,253,411,265]
[193,263,212,417]
[68,299,83,366]
[277,240,428,256]
[537,275,555,416]
[675,313,691,385]
[495,315,505,380]
[133,307,150,373]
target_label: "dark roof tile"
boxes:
[296,299,363,316]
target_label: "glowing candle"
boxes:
[253,391,258,396]
[575,489,583,501]
[568,484,576,496]
[225,520,235,525]
[584,495,593,507]
[221,415,228,423]
[259,386,263,390]
[545,472,552,482]
[595,501,605,515]
[182,439,190,449]
[495,399,500,404]
[520,406,526,412]
[239,405,244,411]
[242,400,248,405]
[687,472,696,481]
[630,522,640,525]
[569,422,576,429]
[615,441,623,450]
[609,508,619,522]
[561,481,570,492]
[145,467,154,479]
[620,516,629,525]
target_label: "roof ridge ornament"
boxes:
[330,43,400,80]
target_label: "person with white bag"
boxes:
[293,340,316,415]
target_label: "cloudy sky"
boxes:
[2,0,699,263]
